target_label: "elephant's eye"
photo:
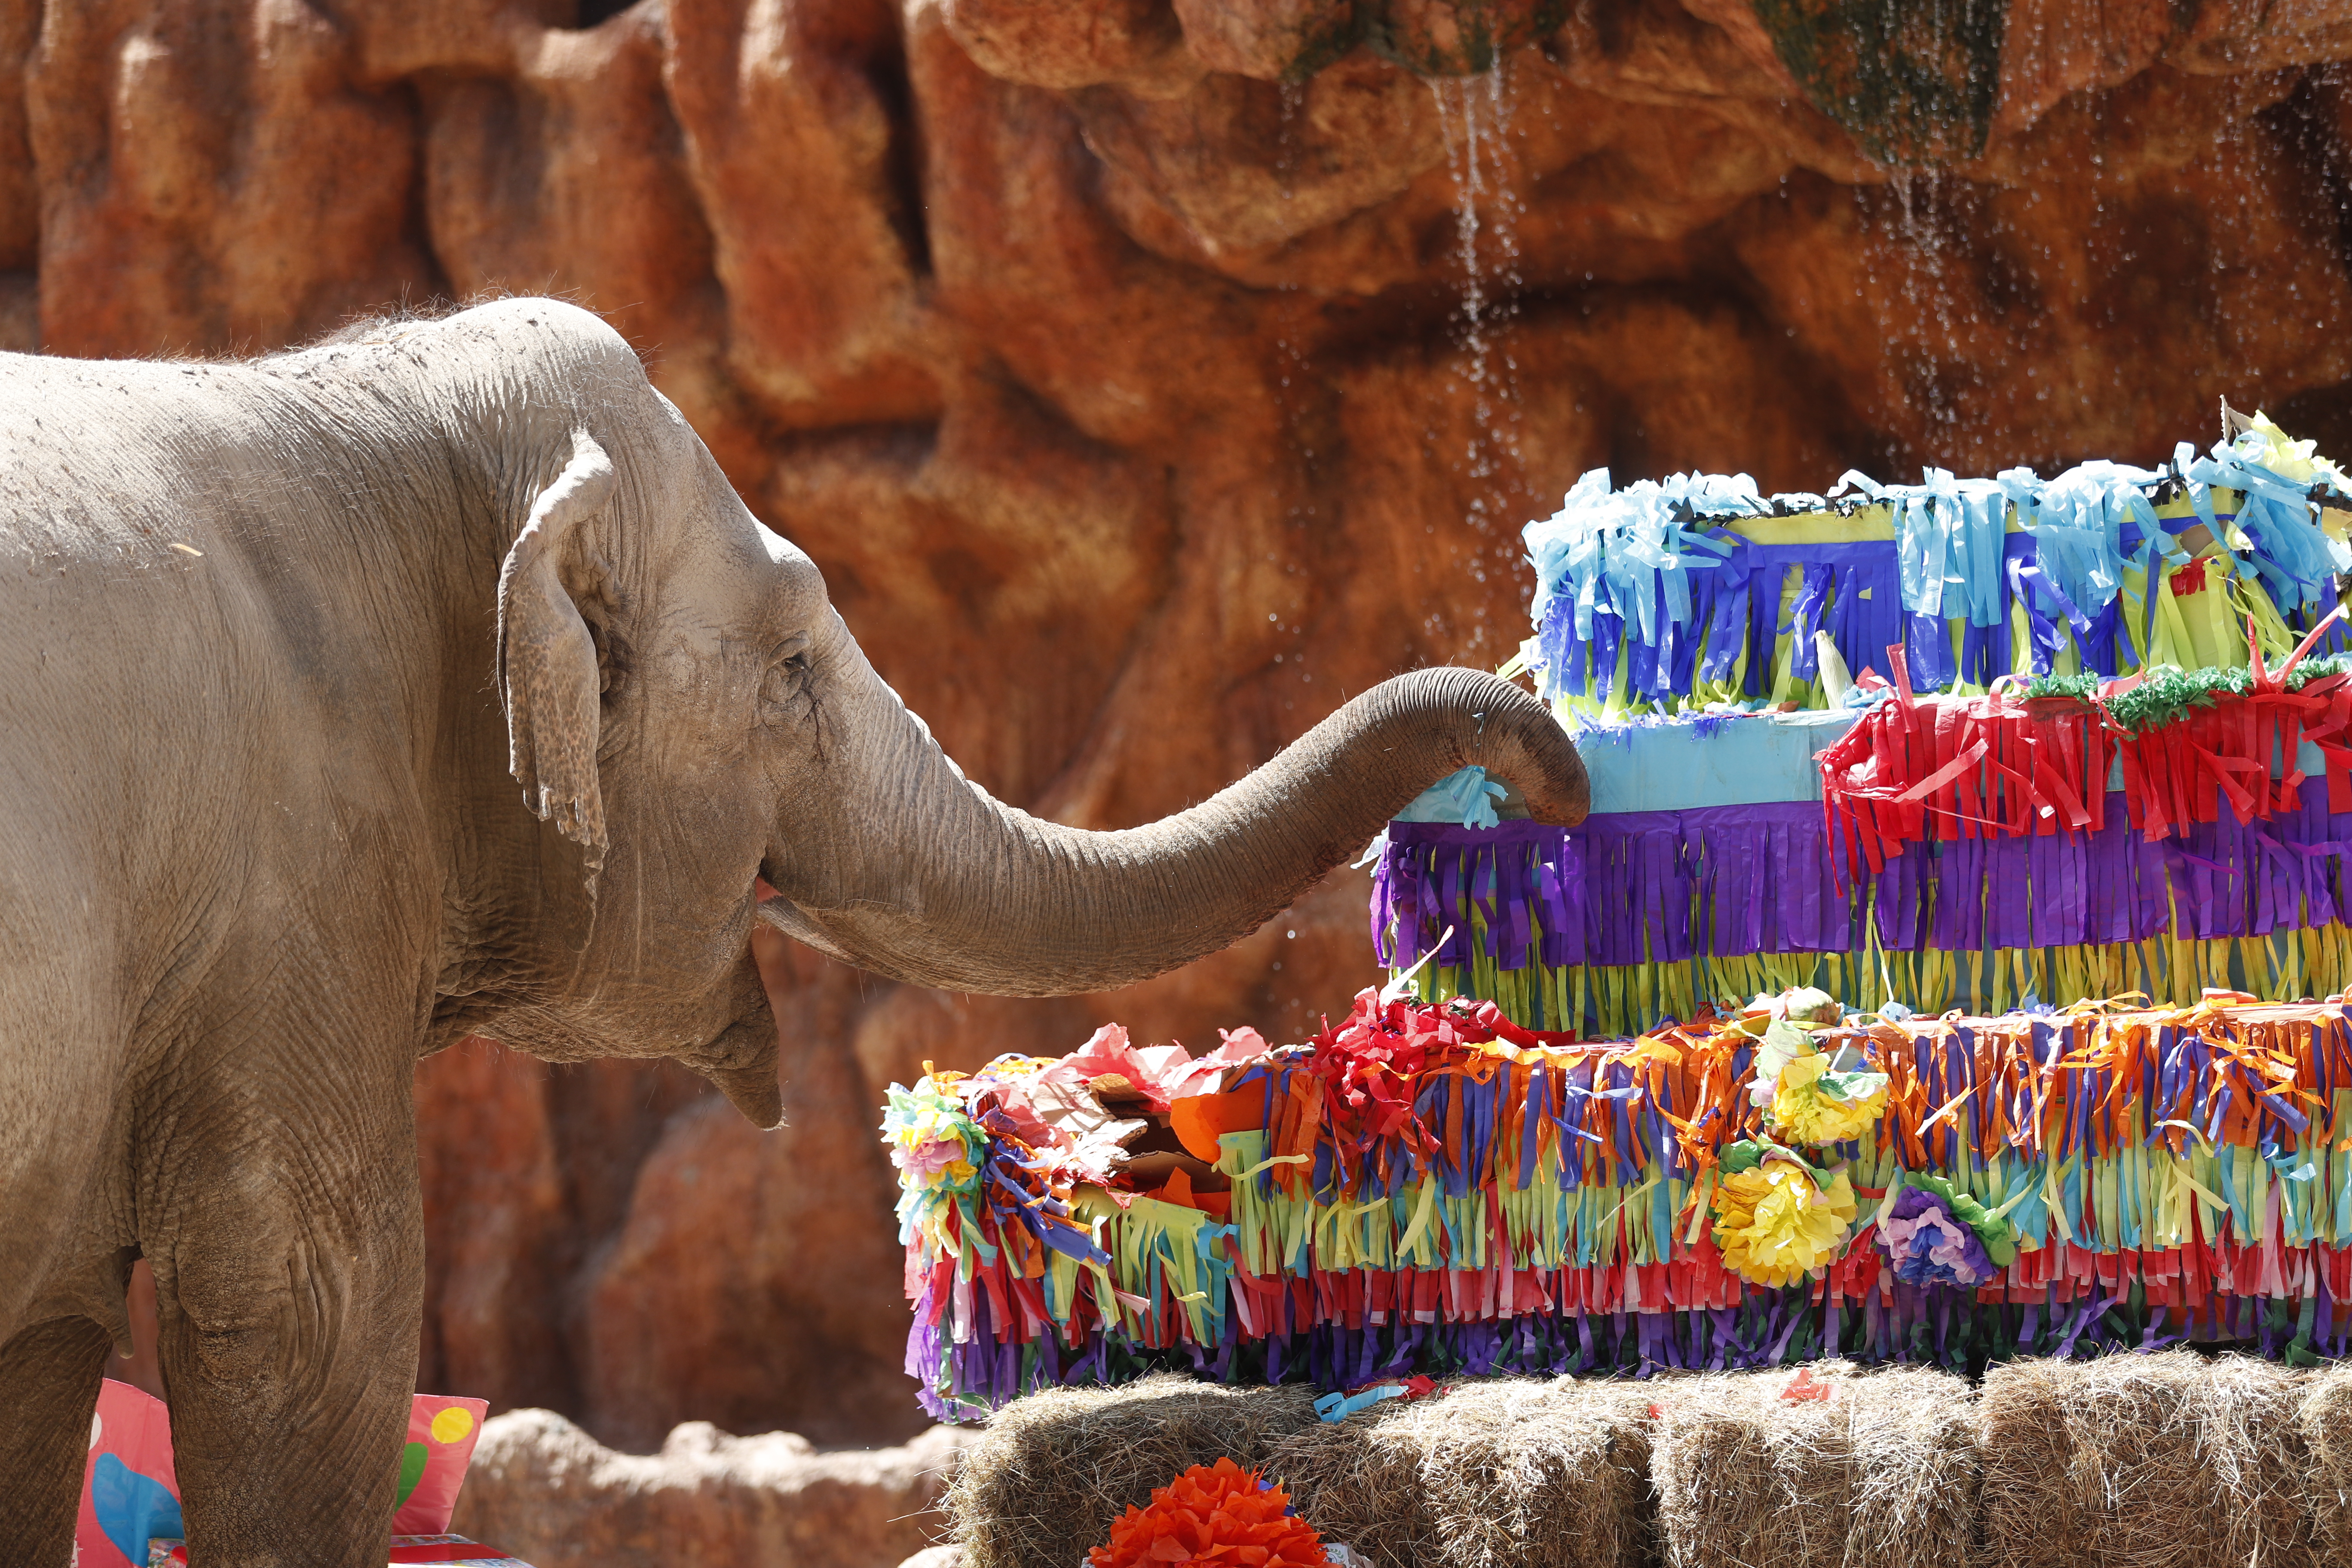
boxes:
[760,649,816,726]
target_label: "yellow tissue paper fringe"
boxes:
[1406,925,2352,1037]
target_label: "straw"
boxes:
[942,1375,1319,1568]
[1264,1376,1656,1568]
[1976,1350,2321,1568]
[1651,1361,1975,1568]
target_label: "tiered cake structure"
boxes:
[886,415,2352,1421]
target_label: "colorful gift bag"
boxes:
[392,1397,490,1535]
[78,1379,180,1568]
[76,1382,491,1564]
[149,1537,529,1566]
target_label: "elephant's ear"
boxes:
[497,428,616,876]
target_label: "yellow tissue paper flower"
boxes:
[1744,1018,1816,1109]
[1767,1051,1889,1145]
[1712,1161,1857,1288]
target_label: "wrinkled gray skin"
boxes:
[0,300,1589,1566]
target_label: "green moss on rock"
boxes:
[1361,0,1572,79]
[1753,0,2008,165]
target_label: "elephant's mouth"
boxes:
[748,872,860,966]
[750,873,797,936]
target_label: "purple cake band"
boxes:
[1371,778,2352,972]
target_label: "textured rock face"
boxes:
[449,1407,970,1568]
[11,0,2352,1453]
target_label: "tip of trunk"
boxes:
[1437,668,1590,827]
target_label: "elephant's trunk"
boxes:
[760,632,1587,997]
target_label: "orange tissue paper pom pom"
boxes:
[1086,1456,1329,1568]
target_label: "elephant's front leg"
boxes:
[152,1051,425,1568]
[0,1312,119,1561]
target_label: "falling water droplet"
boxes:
[1277,79,1303,206]
[1428,64,1526,655]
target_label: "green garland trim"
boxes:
[2017,671,2101,703]
[2021,655,2352,734]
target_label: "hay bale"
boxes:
[1977,1351,2321,1568]
[2300,1365,2352,1566]
[943,1375,1320,1568]
[1261,1375,1656,1568]
[1973,1357,2089,1568]
[1649,1360,1976,1568]
[945,1353,2352,1568]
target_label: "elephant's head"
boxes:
[419,300,1588,1127]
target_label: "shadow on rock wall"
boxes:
[10,0,2352,1449]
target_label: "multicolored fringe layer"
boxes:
[1370,774,2352,1034]
[886,992,2352,1418]
[1517,418,2352,717]
[919,1265,2352,1417]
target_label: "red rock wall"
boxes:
[11,0,2352,1448]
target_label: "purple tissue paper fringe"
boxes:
[1371,779,2352,983]
[913,1281,2332,1420]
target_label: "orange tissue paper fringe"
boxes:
[1086,1457,1329,1568]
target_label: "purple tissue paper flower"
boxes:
[1880,1186,1995,1287]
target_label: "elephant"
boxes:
[0,298,1589,1566]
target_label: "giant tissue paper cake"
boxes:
[885,416,2352,1420]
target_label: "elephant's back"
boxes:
[0,358,295,730]
[0,353,306,553]
[0,349,438,912]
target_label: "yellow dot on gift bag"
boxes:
[431,1407,475,1445]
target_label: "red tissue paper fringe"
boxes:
[1818,621,2352,883]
